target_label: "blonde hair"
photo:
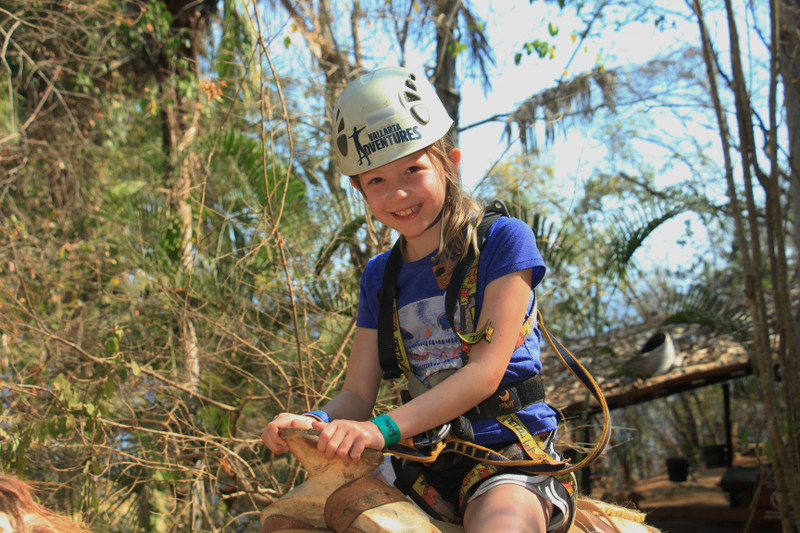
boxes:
[423,133,483,281]
[0,474,90,533]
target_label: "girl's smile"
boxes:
[393,204,421,218]
[354,148,459,260]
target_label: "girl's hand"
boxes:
[311,419,386,466]
[261,413,316,454]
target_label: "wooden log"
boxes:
[260,428,658,533]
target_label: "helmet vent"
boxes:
[335,115,348,156]
[336,134,348,157]
[403,75,422,105]
[410,105,430,125]
[335,110,344,133]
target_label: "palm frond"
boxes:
[606,199,685,280]
[661,286,753,348]
[503,67,618,154]
[529,212,577,274]
[122,196,186,270]
[503,201,577,274]
[314,215,367,276]
[208,130,306,211]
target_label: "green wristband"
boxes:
[370,414,401,447]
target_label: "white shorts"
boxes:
[378,432,575,532]
[468,469,574,532]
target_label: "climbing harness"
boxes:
[376,200,611,478]
[377,199,512,380]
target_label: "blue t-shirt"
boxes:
[357,216,559,444]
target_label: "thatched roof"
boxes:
[542,320,750,417]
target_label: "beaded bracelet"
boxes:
[370,414,401,447]
[302,410,331,423]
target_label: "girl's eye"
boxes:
[406,166,421,174]
[367,176,383,186]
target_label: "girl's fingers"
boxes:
[261,426,288,453]
[262,413,315,454]
[348,439,365,464]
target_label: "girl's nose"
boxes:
[388,182,409,201]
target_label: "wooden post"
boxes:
[723,382,733,467]
[582,416,592,494]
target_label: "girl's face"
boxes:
[354,148,459,259]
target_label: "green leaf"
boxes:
[105,336,120,355]
[662,287,753,347]
[548,22,559,37]
[606,199,685,280]
[130,360,141,376]
[103,378,116,400]
[314,216,366,276]
[447,40,467,58]
[54,373,68,391]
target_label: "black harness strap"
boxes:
[464,374,545,421]
[377,242,405,379]
[443,200,509,344]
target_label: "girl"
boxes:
[262,66,574,533]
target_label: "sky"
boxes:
[453,2,697,191]
[444,3,715,275]
[270,1,758,274]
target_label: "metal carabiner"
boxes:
[412,423,451,449]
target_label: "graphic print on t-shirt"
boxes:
[398,294,463,386]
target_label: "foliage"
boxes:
[0,1,352,531]
[513,1,798,525]
[662,286,754,347]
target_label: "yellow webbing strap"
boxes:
[385,310,611,476]
[497,413,557,465]
[453,256,494,346]
[536,310,611,472]
[390,301,412,374]
[386,435,566,472]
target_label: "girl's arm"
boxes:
[261,326,382,454]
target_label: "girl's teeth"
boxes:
[395,206,418,216]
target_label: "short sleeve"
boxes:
[479,216,546,294]
[356,252,390,329]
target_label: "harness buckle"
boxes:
[412,423,451,449]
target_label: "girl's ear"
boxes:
[447,147,462,167]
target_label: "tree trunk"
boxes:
[155,0,208,394]
[778,0,800,263]
[777,1,800,390]
[431,0,462,134]
[693,0,800,528]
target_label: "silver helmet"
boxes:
[333,67,454,176]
